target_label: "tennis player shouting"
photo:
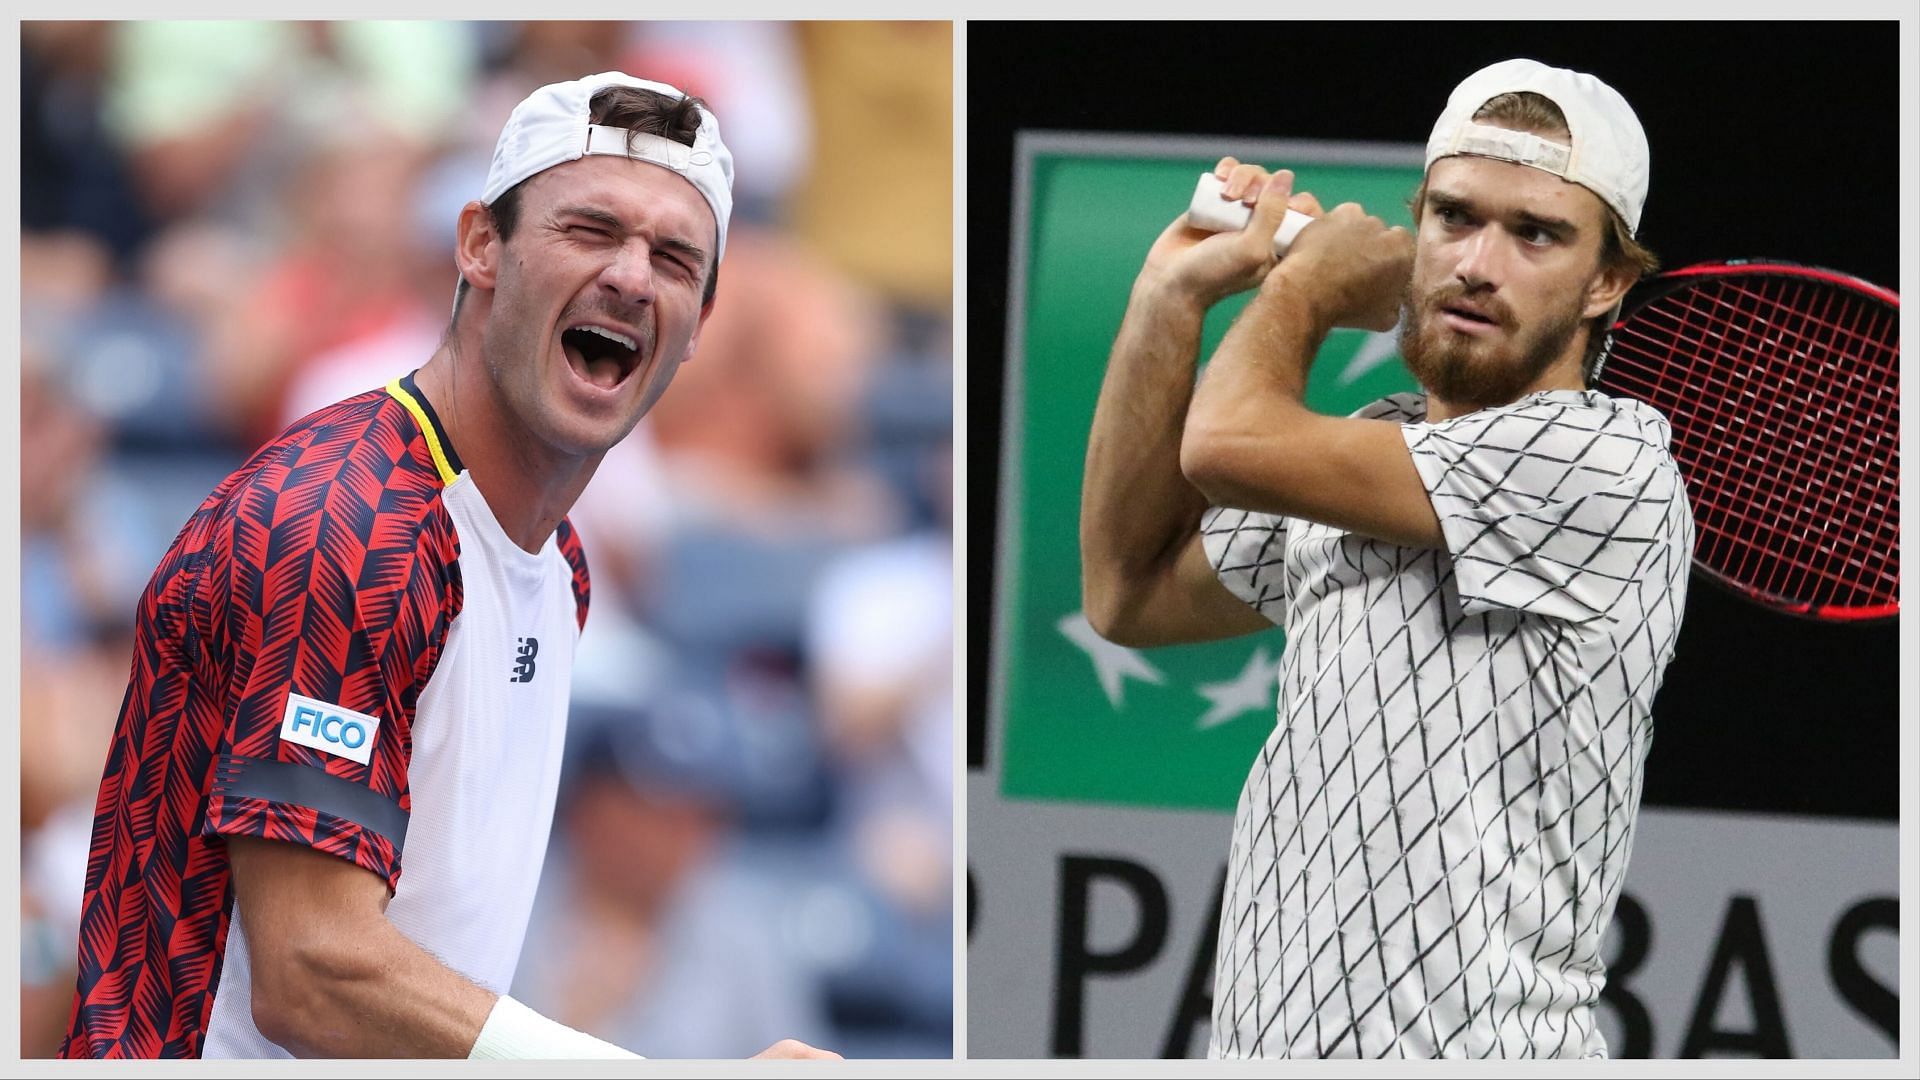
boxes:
[61,72,837,1061]
[1082,59,1694,1057]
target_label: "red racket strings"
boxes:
[1602,270,1899,618]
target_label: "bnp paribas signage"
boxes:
[991,132,1427,810]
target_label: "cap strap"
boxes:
[1451,122,1572,176]
[581,126,716,171]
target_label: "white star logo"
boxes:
[1336,325,1403,387]
[1194,645,1282,730]
[1057,611,1166,710]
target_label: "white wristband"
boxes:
[468,994,644,1059]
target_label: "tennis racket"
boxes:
[1593,260,1900,622]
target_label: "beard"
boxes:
[1397,280,1585,411]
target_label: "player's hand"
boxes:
[751,1038,843,1059]
[1140,158,1323,309]
[1270,201,1412,332]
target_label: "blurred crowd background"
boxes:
[20,20,953,1058]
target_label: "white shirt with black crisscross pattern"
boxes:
[1202,389,1693,1059]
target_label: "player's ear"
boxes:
[1582,256,1637,320]
[1582,205,1641,319]
[680,292,717,364]
[455,201,501,293]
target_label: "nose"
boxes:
[597,241,657,307]
[1452,226,1508,292]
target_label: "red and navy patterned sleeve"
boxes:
[199,408,462,891]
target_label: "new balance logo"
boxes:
[510,637,539,683]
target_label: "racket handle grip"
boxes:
[1187,171,1313,257]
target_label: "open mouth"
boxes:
[560,323,641,390]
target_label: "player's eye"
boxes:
[657,251,699,278]
[1518,225,1557,247]
[1435,206,1469,227]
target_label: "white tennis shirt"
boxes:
[1203,389,1693,1059]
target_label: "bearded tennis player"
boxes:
[1081,59,1694,1057]
[60,72,838,1060]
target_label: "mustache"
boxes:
[1420,284,1515,329]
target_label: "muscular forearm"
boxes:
[255,915,496,1058]
[1179,268,1440,548]
[1182,274,1335,512]
[1081,275,1214,631]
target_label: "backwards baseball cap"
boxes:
[1425,58,1649,235]
[483,71,735,260]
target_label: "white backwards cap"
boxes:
[1425,58,1649,235]
[483,71,734,260]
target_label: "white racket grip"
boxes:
[1187,171,1314,257]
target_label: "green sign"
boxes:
[992,132,1426,810]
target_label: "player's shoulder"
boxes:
[1415,389,1675,450]
[1406,389,1686,506]
[210,383,460,562]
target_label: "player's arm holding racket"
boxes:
[230,837,507,1058]
[1081,159,1314,647]
[1182,167,1445,549]
[231,839,841,1059]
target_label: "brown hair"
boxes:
[455,85,718,319]
[1409,90,1658,383]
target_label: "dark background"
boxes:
[967,21,1903,820]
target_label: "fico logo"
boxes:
[293,706,368,748]
[278,693,381,766]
